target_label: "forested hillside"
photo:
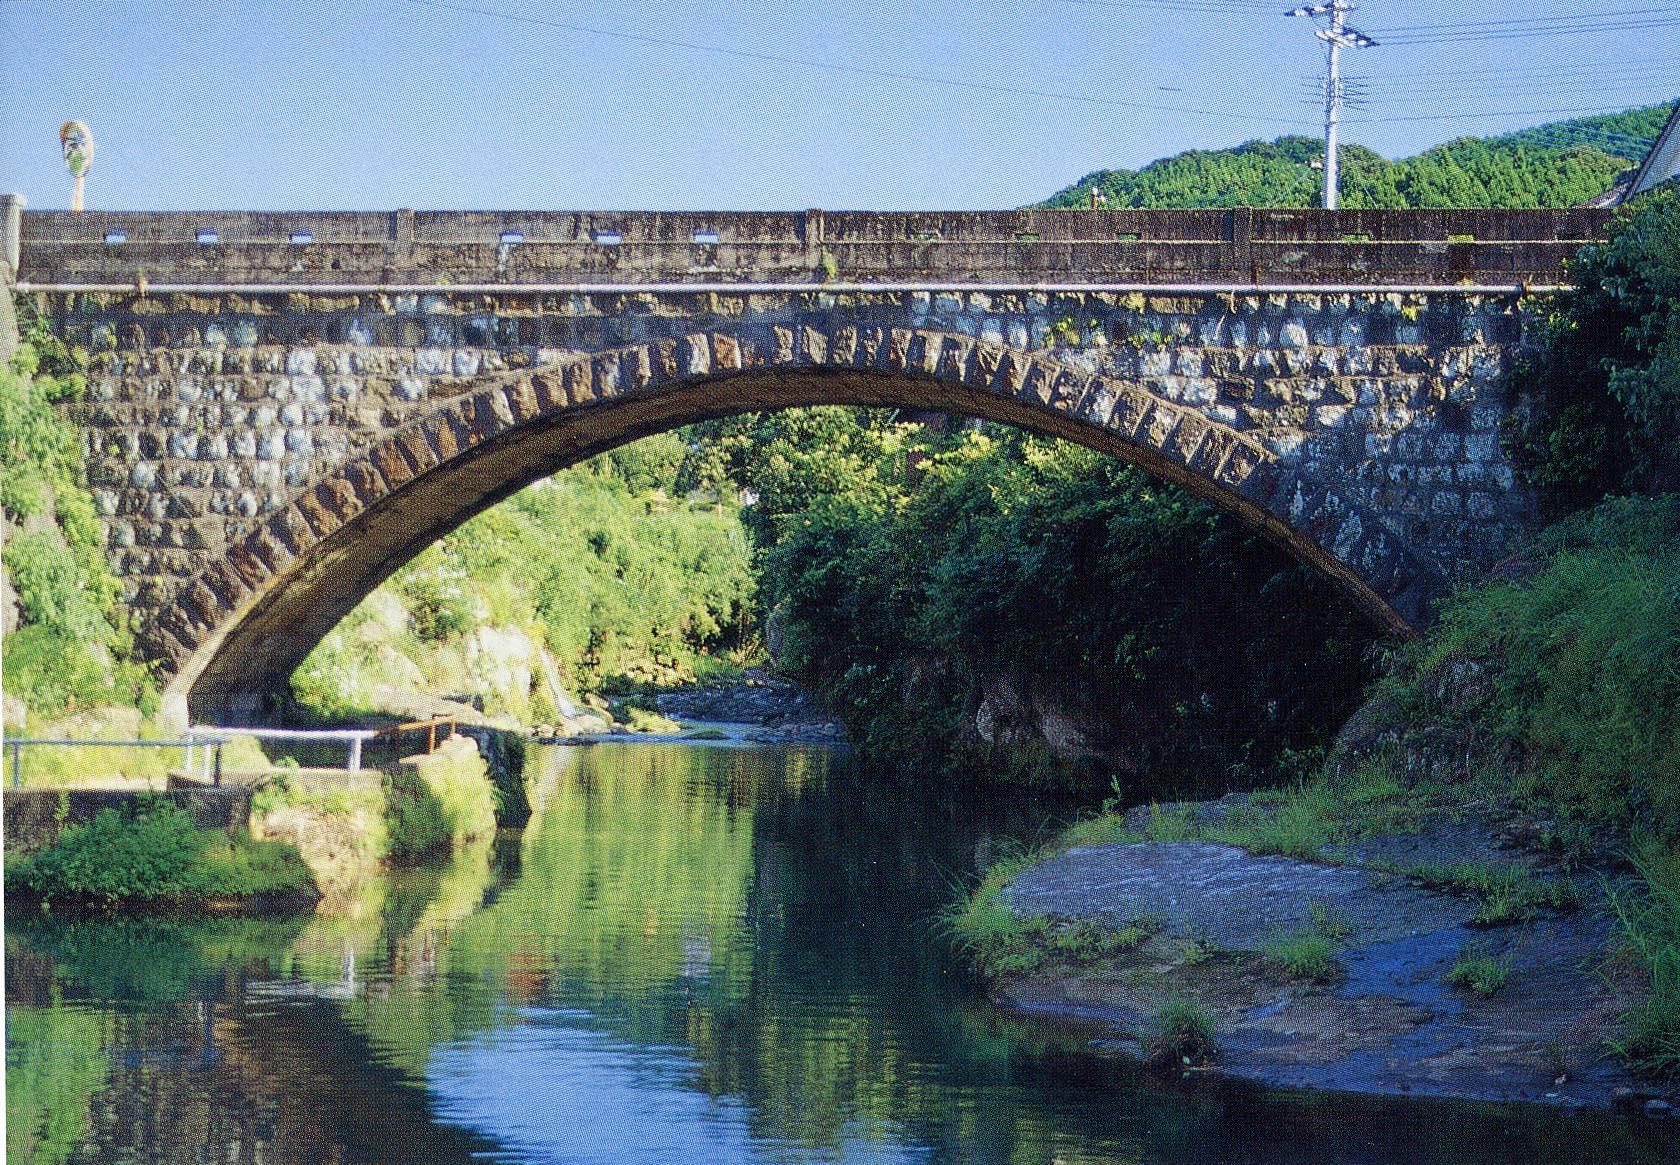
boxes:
[1040,105,1671,210]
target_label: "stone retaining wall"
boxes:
[2,787,254,852]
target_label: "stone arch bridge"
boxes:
[5,205,1609,722]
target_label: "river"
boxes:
[6,740,1675,1163]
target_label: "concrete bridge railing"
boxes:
[15,207,1609,289]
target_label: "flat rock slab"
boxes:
[995,838,1655,1110]
[1006,841,1476,948]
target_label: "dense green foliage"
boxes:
[1367,495,1680,834]
[292,434,756,718]
[1,314,151,715]
[9,800,314,910]
[383,737,500,860]
[691,409,1373,791]
[1041,106,1670,210]
[1506,188,1680,511]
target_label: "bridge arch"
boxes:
[150,324,1439,722]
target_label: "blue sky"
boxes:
[1,1,1675,210]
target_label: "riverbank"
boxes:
[952,789,1675,1113]
[4,733,505,919]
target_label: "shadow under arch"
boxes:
[155,330,1439,722]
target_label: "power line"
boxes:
[1376,19,1680,46]
[1047,0,1274,14]
[1359,78,1680,106]
[1367,59,1676,81]
[1045,0,1277,13]
[1360,62,1679,87]
[1370,7,1680,35]
[392,0,1320,127]
[1347,100,1680,125]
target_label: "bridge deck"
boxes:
[15,208,1610,289]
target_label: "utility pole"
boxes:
[1287,3,1376,210]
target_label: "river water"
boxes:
[6,740,1676,1164]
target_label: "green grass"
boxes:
[9,801,314,911]
[1357,497,1680,838]
[1178,936,1215,966]
[1060,813,1142,848]
[1141,803,1198,842]
[1307,900,1354,941]
[619,705,684,734]
[1262,898,1353,982]
[1448,950,1511,997]
[1205,790,1343,861]
[1144,998,1217,1069]
[1396,860,1581,926]
[1608,840,1680,1077]
[941,850,1051,977]
[942,850,1161,979]
[1264,930,1342,982]
[1050,762,1440,876]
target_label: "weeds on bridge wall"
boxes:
[1,306,153,719]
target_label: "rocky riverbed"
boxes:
[535,672,847,745]
[985,795,1677,1115]
[651,673,846,743]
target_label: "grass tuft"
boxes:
[1264,930,1342,982]
[1608,839,1680,1077]
[1448,949,1511,996]
[1145,998,1218,1069]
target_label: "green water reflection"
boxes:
[7,741,1679,1163]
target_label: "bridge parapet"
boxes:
[17,207,1610,289]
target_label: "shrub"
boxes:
[1145,999,1217,1068]
[10,801,313,910]
[1506,187,1680,509]
[739,414,1375,795]
[1,314,150,717]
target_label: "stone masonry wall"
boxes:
[23,283,1539,715]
